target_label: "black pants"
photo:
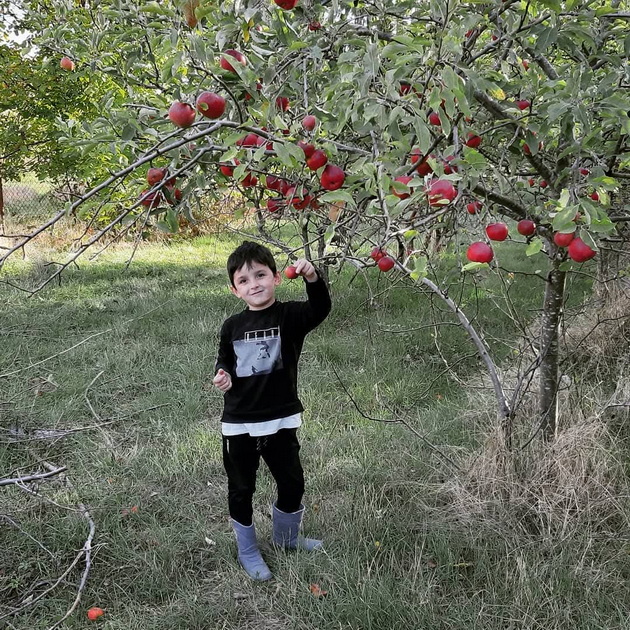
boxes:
[222,428,305,526]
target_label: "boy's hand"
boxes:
[294,258,318,282]
[213,368,232,392]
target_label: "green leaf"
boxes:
[552,205,579,231]
[526,238,543,257]
[165,209,179,233]
[324,224,336,245]
[273,141,294,167]
[410,256,428,280]
[462,261,489,272]
[319,190,356,205]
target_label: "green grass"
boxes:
[1,235,628,629]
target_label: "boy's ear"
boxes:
[274,272,282,286]
[229,283,239,297]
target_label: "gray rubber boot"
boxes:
[272,503,323,551]
[230,519,273,581]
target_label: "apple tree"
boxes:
[2,0,629,444]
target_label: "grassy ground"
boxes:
[1,233,628,629]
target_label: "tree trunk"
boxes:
[539,260,566,440]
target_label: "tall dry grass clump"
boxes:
[442,290,630,542]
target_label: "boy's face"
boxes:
[230,261,281,310]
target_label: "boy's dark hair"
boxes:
[227,241,277,286]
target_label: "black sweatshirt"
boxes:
[215,276,331,424]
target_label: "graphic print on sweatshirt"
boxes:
[234,327,283,377]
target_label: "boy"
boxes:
[213,241,331,581]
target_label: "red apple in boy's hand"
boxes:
[284,265,299,279]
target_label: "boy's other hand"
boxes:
[213,368,232,392]
[294,259,318,282]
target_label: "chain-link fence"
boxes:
[1,177,66,224]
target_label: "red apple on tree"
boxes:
[465,132,482,149]
[553,231,575,247]
[427,179,457,206]
[220,159,240,177]
[515,99,530,111]
[266,198,283,213]
[60,56,75,71]
[147,167,168,186]
[580,168,590,176]
[306,149,328,170]
[466,201,482,214]
[410,148,433,175]
[168,102,196,128]
[276,96,290,111]
[442,155,458,174]
[196,92,226,119]
[378,256,395,272]
[428,111,441,126]
[517,219,536,236]
[220,49,247,73]
[466,242,494,263]
[285,186,311,209]
[320,164,345,191]
[590,191,600,201]
[391,175,413,199]
[297,140,316,158]
[486,222,509,241]
[302,115,317,131]
[274,0,299,9]
[370,247,386,261]
[240,172,258,187]
[265,175,284,190]
[139,189,165,208]
[236,133,265,147]
[568,237,596,262]
[308,21,322,31]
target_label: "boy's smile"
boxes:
[230,262,281,310]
